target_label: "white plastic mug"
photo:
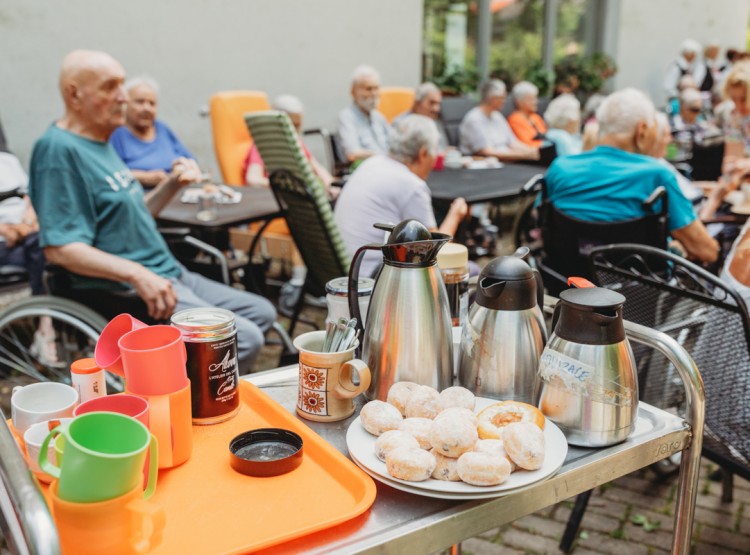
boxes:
[11,383,79,435]
[24,418,73,482]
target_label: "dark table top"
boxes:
[156,186,282,229]
[427,163,544,204]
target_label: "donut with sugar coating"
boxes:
[429,416,478,458]
[439,386,476,411]
[386,446,436,482]
[457,451,512,486]
[503,421,545,470]
[405,386,442,419]
[360,400,403,436]
[375,430,420,462]
[386,381,420,416]
[398,417,433,450]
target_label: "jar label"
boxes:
[538,348,632,406]
[185,337,240,419]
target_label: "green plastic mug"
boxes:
[39,412,158,503]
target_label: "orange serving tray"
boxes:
[35,382,377,554]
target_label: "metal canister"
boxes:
[171,307,240,425]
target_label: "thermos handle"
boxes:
[551,300,562,334]
[348,243,382,352]
[512,246,544,309]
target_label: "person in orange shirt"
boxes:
[508,81,548,148]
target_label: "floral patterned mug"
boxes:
[293,330,371,422]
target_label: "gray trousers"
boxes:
[170,267,276,372]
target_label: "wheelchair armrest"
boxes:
[158,227,193,239]
[521,174,545,197]
[643,186,667,211]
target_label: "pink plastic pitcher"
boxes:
[95,314,147,377]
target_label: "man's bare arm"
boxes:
[671,220,720,263]
[45,243,177,320]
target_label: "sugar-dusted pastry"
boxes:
[386,381,421,416]
[439,386,476,411]
[435,406,478,428]
[473,439,517,472]
[360,400,403,436]
[457,451,512,486]
[431,449,461,481]
[476,400,545,440]
[405,386,442,419]
[429,415,478,458]
[398,417,433,450]
[503,421,545,470]
[374,430,420,462]
[385,446,436,482]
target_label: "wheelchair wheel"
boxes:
[0,295,108,384]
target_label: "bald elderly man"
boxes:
[28,50,276,371]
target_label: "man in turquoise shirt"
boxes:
[545,88,718,264]
[28,50,275,370]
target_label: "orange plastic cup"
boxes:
[118,326,188,396]
[50,481,165,555]
[127,382,193,469]
[95,314,147,378]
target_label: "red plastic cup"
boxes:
[434,152,445,171]
[118,326,188,396]
[95,314,147,378]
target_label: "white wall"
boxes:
[606,0,750,105]
[0,0,424,172]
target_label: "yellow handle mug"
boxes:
[39,412,158,503]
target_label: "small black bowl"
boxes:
[229,428,303,477]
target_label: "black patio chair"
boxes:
[559,243,750,552]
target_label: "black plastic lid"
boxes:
[229,428,303,477]
[554,287,626,345]
[475,256,537,311]
[382,220,432,244]
[374,220,450,268]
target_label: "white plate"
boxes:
[346,397,568,497]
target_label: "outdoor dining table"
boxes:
[0,300,704,555]
[427,163,544,205]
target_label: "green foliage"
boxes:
[631,513,662,533]
[554,52,617,95]
[525,61,555,96]
[433,66,481,96]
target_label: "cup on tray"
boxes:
[117,325,192,468]
[23,418,72,483]
[39,412,158,503]
[293,330,371,422]
[50,481,165,555]
[11,382,79,436]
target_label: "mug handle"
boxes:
[333,359,371,399]
[148,395,173,468]
[142,434,159,500]
[38,424,67,479]
[127,499,166,555]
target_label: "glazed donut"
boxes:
[473,439,517,472]
[439,386,476,411]
[435,407,478,428]
[431,449,461,481]
[398,417,433,450]
[374,430,420,462]
[502,421,545,470]
[457,451,512,486]
[386,381,420,416]
[405,386,442,419]
[360,400,403,436]
[385,446,436,482]
[429,416,478,458]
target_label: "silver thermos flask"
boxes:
[458,254,547,403]
[538,287,638,447]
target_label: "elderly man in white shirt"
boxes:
[664,39,705,100]
[337,65,391,164]
[458,79,538,161]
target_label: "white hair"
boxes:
[271,94,304,115]
[596,88,656,137]
[544,94,581,130]
[125,75,159,94]
[654,112,670,135]
[480,79,507,103]
[680,39,701,55]
[415,82,441,103]
[352,65,380,86]
[679,88,702,107]
[511,81,539,103]
[389,114,439,163]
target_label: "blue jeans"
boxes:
[0,232,45,295]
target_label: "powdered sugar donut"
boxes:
[360,400,403,436]
[431,449,461,481]
[435,406,478,428]
[473,439,517,472]
[398,417,433,450]
[386,381,420,416]
[457,451,512,486]
[374,430,420,462]
[405,386,442,419]
[385,447,436,482]
[439,386,476,411]
[429,416,478,458]
[503,421,545,470]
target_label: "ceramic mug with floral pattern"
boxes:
[293,330,371,422]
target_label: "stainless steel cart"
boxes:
[0,315,704,555]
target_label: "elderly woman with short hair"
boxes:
[543,94,582,157]
[508,81,548,147]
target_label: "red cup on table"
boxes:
[434,152,445,171]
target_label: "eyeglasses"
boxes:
[687,106,702,113]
